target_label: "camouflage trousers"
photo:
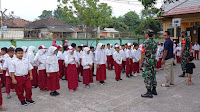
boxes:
[181,55,189,72]
[142,67,157,89]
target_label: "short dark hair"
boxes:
[114,43,118,45]
[1,47,8,53]
[107,43,110,45]
[121,45,125,47]
[90,46,94,49]
[7,47,15,52]
[15,48,23,53]
[165,31,170,36]
[125,43,127,45]
[71,43,76,48]
[78,46,82,49]
[148,33,154,37]
[63,46,68,51]
[188,56,194,61]
[134,43,139,47]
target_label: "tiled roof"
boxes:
[27,18,72,28]
[162,0,200,16]
[0,18,29,28]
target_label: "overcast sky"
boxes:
[1,0,162,21]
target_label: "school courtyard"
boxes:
[2,60,200,112]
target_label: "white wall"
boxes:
[0,28,24,39]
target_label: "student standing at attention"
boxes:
[46,46,60,96]
[9,48,35,106]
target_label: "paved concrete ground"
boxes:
[2,60,200,112]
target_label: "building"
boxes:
[26,18,77,39]
[161,0,200,43]
[0,18,29,39]
[100,28,119,38]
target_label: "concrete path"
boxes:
[2,60,200,112]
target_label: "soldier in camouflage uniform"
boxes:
[179,31,192,77]
[140,29,157,98]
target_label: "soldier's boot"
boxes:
[152,87,157,95]
[179,72,185,77]
[141,89,153,98]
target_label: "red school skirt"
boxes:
[47,72,60,91]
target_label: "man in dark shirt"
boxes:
[161,31,174,87]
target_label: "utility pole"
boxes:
[0,0,3,39]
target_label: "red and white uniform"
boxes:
[65,46,79,90]
[46,46,60,91]
[95,43,107,81]
[106,48,113,70]
[0,53,9,86]
[81,47,93,85]
[57,47,64,79]
[34,46,47,89]
[9,58,33,102]
[131,49,141,74]
[176,46,181,63]
[113,45,122,80]
[125,46,132,76]
[3,56,15,95]
[194,44,200,60]
[120,49,126,71]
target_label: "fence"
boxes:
[0,38,164,50]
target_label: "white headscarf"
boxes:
[46,46,58,64]
[27,46,36,55]
[95,43,106,64]
[21,46,27,53]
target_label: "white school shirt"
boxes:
[131,49,141,63]
[125,49,131,59]
[194,44,200,51]
[120,49,126,61]
[0,53,9,70]
[27,53,37,67]
[81,53,93,69]
[176,47,181,56]
[3,56,15,76]
[65,53,79,66]
[173,44,176,54]
[95,50,107,65]
[57,51,64,60]
[113,51,122,64]
[106,48,112,56]
[9,58,33,76]
[46,55,59,73]
[34,54,47,70]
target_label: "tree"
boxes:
[120,11,141,33]
[138,0,179,9]
[141,8,160,18]
[108,17,129,32]
[38,10,53,19]
[57,0,112,27]
[53,8,66,23]
[135,17,162,37]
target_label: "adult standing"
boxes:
[140,29,157,98]
[194,41,200,60]
[179,31,192,77]
[161,31,174,87]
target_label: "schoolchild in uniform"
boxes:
[125,43,133,78]
[57,45,64,79]
[3,47,15,99]
[95,43,107,85]
[131,43,141,76]
[65,46,79,92]
[176,44,181,63]
[34,45,48,91]
[46,46,60,96]
[113,45,122,81]
[0,64,7,111]
[106,43,113,70]
[81,47,93,88]
[10,48,35,106]
[27,46,38,88]
[0,47,9,87]
[120,45,126,73]
[90,46,95,76]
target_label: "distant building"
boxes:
[161,0,200,43]
[100,28,119,38]
[26,18,77,39]
[0,18,29,39]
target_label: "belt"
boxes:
[17,75,28,77]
